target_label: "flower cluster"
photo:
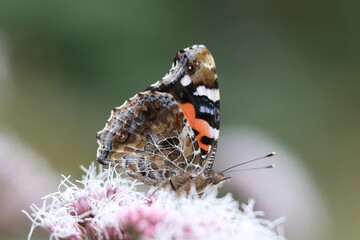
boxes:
[23,164,286,240]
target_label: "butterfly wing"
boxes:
[97,45,220,186]
[147,45,220,172]
[96,91,203,186]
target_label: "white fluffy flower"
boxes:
[23,163,286,240]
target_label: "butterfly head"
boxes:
[203,170,230,190]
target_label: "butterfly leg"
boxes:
[169,179,177,191]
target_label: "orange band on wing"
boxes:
[179,103,211,152]
[179,103,196,125]
[194,118,210,151]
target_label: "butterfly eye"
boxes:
[115,130,129,144]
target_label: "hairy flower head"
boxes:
[23,163,286,240]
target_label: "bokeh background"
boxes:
[0,1,359,240]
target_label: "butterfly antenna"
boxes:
[224,164,275,174]
[220,152,276,174]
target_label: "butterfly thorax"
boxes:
[168,170,227,195]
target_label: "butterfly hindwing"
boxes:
[96,91,203,186]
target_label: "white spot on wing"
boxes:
[210,127,219,139]
[180,75,192,87]
[195,85,220,102]
[202,62,213,70]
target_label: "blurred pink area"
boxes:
[0,127,58,237]
[216,127,330,240]
[0,32,58,238]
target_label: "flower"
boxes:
[23,163,286,240]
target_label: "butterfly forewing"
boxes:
[146,45,220,172]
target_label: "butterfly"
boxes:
[96,45,228,195]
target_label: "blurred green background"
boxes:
[0,1,359,239]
